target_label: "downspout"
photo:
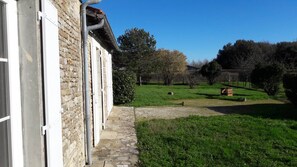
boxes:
[81,0,104,165]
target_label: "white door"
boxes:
[91,39,103,146]
[0,0,23,166]
[41,0,63,166]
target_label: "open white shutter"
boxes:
[42,0,63,166]
[91,39,103,146]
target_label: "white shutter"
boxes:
[42,0,63,166]
[91,38,103,146]
[106,53,113,114]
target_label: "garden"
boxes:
[128,83,297,167]
[112,28,297,166]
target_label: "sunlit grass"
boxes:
[128,83,279,107]
[137,114,297,167]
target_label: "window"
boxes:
[0,0,23,166]
[0,2,11,167]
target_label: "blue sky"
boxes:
[94,0,297,62]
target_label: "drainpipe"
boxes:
[81,0,104,165]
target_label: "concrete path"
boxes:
[135,106,224,121]
[91,99,285,167]
[91,104,226,167]
[91,107,138,167]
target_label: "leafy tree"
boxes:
[274,42,297,69]
[200,61,222,85]
[251,64,284,96]
[257,42,276,64]
[216,40,264,69]
[156,49,187,85]
[117,28,157,85]
[283,74,297,106]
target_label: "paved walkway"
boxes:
[91,107,138,167]
[91,104,225,167]
[91,99,285,167]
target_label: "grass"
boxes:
[129,83,284,107]
[133,83,297,166]
[136,114,297,167]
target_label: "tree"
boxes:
[216,40,265,69]
[156,49,187,85]
[274,42,297,69]
[257,42,276,64]
[117,28,157,85]
[250,63,284,96]
[186,71,199,89]
[283,74,297,106]
[188,59,209,68]
[200,61,222,85]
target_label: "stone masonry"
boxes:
[51,0,85,166]
[45,1,116,166]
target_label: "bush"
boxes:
[251,64,284,96]
[113,70,136,104]
[186,72,199,89]
[200,61,222,85]
[283,74,297,105]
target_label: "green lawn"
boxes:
[132,83,297,166]
[137,115,297,167]
[129,83,285,107]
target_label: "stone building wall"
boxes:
[42,1,115,166]
[50,0,85,166]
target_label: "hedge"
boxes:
[113,70,136,104]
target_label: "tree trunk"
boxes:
[138,76,142,86]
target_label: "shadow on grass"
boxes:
[141,83,163,86]
[208,103,297,121]
[197,93,250,102]
[233,93,251,96]
[222,83,264,92]
[197,93,220,97]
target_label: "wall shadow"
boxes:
[207,103,297,121]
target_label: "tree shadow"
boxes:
[222,83,264,92]
[197,93,250,102]
[142,83,163,85]
[207,103,297,121]
[197,93,220,97]
[233,93,251,96]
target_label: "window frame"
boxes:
[0,0,24,166]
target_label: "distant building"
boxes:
[187,65,200,73]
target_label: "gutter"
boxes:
[81,0,104,165]
[86,6,121,53]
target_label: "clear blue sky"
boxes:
[94,0,297,62]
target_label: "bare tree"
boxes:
[156,49,187,85]
[189,59,209,68]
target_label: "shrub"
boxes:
[186,72,199,89]
[200,61,222,85]
[251,64,284,96]
[113,70,136,104]
[283,74,297,106]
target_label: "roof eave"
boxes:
[86,6,121,53]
